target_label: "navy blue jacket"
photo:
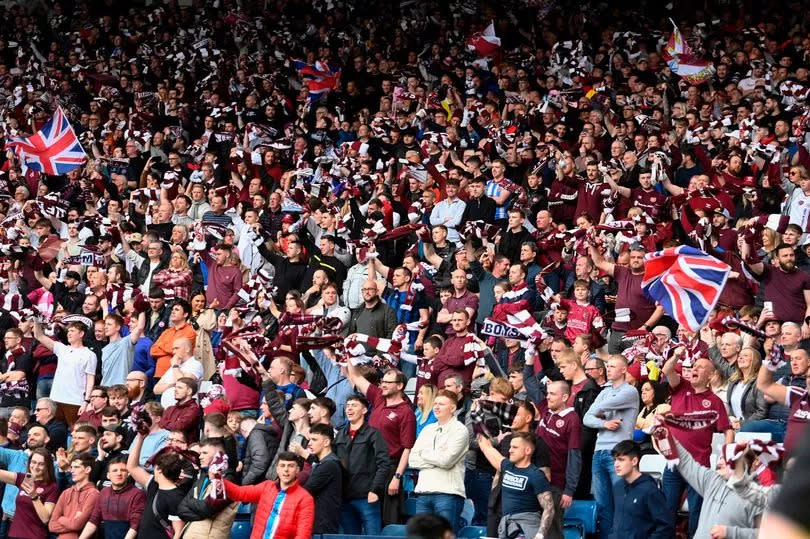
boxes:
[610,472,673,539]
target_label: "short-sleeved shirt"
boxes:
[761,265,810,324]
[366,383,416,460]
[137,479,185,539]
[50,342,98,406]
[499,460,551,516]
[785,386,810,454]
[9,472,59,539]
[669,380,731,466]
[101,336,135,386]
[612,266,657,332]
[536,407,581,490]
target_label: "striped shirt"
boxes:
[486,180,511,220]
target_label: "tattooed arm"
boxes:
[535,490,555,539]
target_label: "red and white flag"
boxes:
[467,22,501,57]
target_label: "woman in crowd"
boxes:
[415,383,438,437]
[152,251,194,301]
[728,347,768,429]
[0,448,58,539]
[634,381,670,455]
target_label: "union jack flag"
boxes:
[5,107,87,175]
[293,60,341,103]
[642,245,730,332]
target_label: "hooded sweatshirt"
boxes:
[610,472,673,539]
[674,441,761,539]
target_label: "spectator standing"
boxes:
[222,452,314,539]
[49,454,100,538]
[80,455,146,539]
[609,440,674,539]
[302,423,343,534]
[582,355,639,539]
[0,448,59,539]
[334,394,391,535]
[346,365,416,526]
[476,432,558,539]
[661,351,734,536]
[408,390,469,532]
[159,377,203,443]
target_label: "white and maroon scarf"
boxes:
[208,451,229,501]
[653,410,720,465]
[722,439,784,475]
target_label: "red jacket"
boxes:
[160,398,203,442]
[224,479,313,539]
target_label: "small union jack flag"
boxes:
[293,60,341,104]
[642,245,731,332]
[5,106,87,175]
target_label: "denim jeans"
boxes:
[0,518,9,539]
[340,498,382,535]
[591,450,620,539]
[415,494,465,533]
[36,376,53,401]
[739,418,787,443]
[662,466,702,537]
[464,468,494,526]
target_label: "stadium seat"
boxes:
[403,496,418,517]
[231,520,252,539]
[460,498,475,528]
[735,431,772,443]
[457,526,488,537]
[563,522,585,539]
[639,453,667,482]
[564,500,597,535]
[382,524,408,536]
[712,432,725,455]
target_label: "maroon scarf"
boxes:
[653,410,719,462]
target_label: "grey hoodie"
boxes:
[674,440,761,539]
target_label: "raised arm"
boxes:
[475,433,505,470]
[126,433,153,488]
[33,321,56,352]
[663,348,682,389]
[345,350,372,394]
[756,360,788,405]
[588,244,615,278]
[129,311,147,344]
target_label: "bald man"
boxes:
[348,280,398,338]
[662,352,733,536]
[153,337,204,408]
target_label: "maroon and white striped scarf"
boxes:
[208,451,229,501]
[653,410,719,464]
[763,344,788,373]
[462,220,502,241]
[722,439,784,475]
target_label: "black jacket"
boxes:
[134,255,169,293]
[303,452,343,534]
[262,379,295,480]
[241,423,280,485]
[333,422,391,500]
[176,468,236,523]
[461,195,496,225]
[574,376,603,452]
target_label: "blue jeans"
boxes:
[0,518,9,539]
[591,450,620,539]
[464,468,494,526]
[340,498,382,535]
[662,466,702,537]
[36,376,53,400]
[415,494,465,533]
[740,419,787,443]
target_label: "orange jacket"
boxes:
[224,479,313,539]
[150,322,197,377]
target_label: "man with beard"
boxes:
[0,424,51,531]
[125,371,153,405]
[80,455,145,539]
[746,243,810,333]
[589,244,663,353]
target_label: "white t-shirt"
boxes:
[159,357,204,408]
[50,342,98,406]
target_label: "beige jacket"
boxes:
[194,308,217,380]
[408,418,469,498]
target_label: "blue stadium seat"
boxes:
[563,524,584,539]
[382,524,408,536]
[403,496,418,517]
[457,526,488,538]
[231,520,252,539]
[564,500,598,535]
